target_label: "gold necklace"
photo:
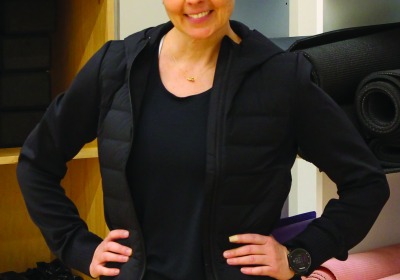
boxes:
[171,54,197,82]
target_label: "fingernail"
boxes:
[229,235,238,242]
[241,267,250,273]
[223,251,229,257]
[126,248,133,256]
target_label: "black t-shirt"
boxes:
[126,52,210,280]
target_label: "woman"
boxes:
[17,0,390,279]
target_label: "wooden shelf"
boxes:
[0,140,105,274]
[0,147,22,165]
[0,0,114,276]
[0,141,98,166]
[0,153,102,273]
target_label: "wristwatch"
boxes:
[287,248,312,276]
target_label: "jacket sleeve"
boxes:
[16,41,113,275]
[284,53,390,272]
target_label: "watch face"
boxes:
[288,248,311,274]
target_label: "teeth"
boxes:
[188,11,210,19]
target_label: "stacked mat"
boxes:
[0,259,82,280]
[281,22,400,173]
[0,0,56,147]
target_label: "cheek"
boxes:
[214,0,235,19]
[214,0,235,9]
[162,0,181,15]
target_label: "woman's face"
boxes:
[163,0,235,40]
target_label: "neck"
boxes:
[165,30,220,65]
[158,25,240,85]
[164,25,240,64]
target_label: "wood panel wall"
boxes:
[51,0,115,97]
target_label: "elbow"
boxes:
[379,178,390,207]
[16,157,34,199]
[16,156,27,190]
[370,173,391,212]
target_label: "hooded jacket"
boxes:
[17,21,390,280]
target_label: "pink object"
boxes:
[378,274,400,280]
[306,267,335,280]
[307,244,400,280]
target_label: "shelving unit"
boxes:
[0,0,115,278]
[0,141,103,274]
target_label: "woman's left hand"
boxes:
[223,234,295,280]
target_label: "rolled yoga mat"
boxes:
[355,70,400,136]
[306,244,400,280]
[355,70,400,169]
[288,22,400,105]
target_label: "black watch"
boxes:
[287,248,311,276]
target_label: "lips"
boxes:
[187,10,211,19]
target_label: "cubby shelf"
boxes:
[0,0,114,278]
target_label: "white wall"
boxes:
[289,159,322,216]
[118,0,168,39]
[289,0,323,36]
[322,173,400,253]
[232,0,289,37]
[324,0,400,32]
[290,0,400,35]
[353,173,400,252]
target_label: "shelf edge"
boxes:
[0,145,98,166]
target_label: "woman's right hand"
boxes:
[90,229,133,278]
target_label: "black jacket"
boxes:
[17,21,390,280]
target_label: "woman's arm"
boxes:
[223,52,389,279]
[17,42,112,275]
[285,52,390,271]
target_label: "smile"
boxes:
[187,11,211,19]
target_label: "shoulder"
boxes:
[123,22,173,66]
[124,22,173,48]
[232,22,312,77]
[258,51,314,88]
[101,40,125,63]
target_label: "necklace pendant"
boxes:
[186,77,195,82]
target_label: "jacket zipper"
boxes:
[208,43,235,280]
[126,37,150,280]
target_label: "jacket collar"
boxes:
[123,20,284,123]
[124,20,283,75]
[123,21,173,69]
[230,20,284,74]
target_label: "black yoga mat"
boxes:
[289,22,400,105]
[355,70,400,137]
[340,103,400,173]
[369,139,400,169]
[354,70,400,171]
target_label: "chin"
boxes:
[185,27,221,40]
